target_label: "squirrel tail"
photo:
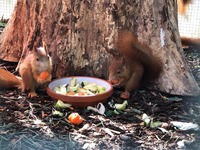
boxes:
[178,0,192,15]
[133,40,163,80]
[181,37,200,48]
[0,68,22,90]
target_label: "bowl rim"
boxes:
[46,76,113,101]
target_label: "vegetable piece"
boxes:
[77,88,87,93]
[110,79,119,84]
[68,112,83,125]
[115,100,128,110]
[52,109,64,117]
[68,84,79,92]
[83,83,97,92]
[114,109,120,114]
[78,92,85,96]
[59,85,67,95]
[86,90,96,96]
[150,121,163,128]
[81,81,89,87]
[54,100,72,109]
[97,85,106,94]
[141,113,151,127]
[70,77,76,87]
[53,86,60,92]
[67,91,76,96]
[39,71,49,80]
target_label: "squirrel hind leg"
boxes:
[20,68,37,97]
[28,91,37,98]
[120,90,130,99]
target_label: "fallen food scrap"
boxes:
[68,112,83,125]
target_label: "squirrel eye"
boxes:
[117,70,121,74]
[36,57,39,61]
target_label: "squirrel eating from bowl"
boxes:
[108,30,162,99]
[0,42,52,97]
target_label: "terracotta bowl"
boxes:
[46,76,113,107]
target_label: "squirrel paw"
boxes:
[28,92,37,98]
[120,91,130,99]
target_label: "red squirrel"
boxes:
[0,42,52,97]
[108,30,162,99]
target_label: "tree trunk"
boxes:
[0,0,199,96]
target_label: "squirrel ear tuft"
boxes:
[121,57,126,65]
[42,41,47,50]
[42,41,50,55]
[33,41,50,56]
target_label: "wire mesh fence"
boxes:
[0,0,16,19]
[178,0,200,38]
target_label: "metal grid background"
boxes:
[0,0,16,19]
[178,0,200,38]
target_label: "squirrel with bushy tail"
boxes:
[0,42,52,97]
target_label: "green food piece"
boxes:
[77,88,87,93]
[68,84,79,92]
[97,85,106,94]
[53,86,60,92]
[81,81,89,87]
[83,83,97,92]
[54,100,72,109]
[70,77,76,87]
[113,109,120,114]
[97,85,106,91]
[115,100,128,110]
[150,121,163,128]
[105,110,114,116]
[52,110,64,117]
[141,113,151,127]
[60,86,67,95]
[98,89,105,94]
[86,90,96,96]
[143,118,151,127]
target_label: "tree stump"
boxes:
[0,0,199,96]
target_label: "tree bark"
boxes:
[0,0,199,96]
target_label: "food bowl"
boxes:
[46,76,113,107]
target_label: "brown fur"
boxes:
[0,68,21,89]
[19,42,52,97]
[181,37,200,48]
[108,30,162,99]
[177,0,200,49]
[178,0,192,15]
[0,42,52,98]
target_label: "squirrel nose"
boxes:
[109,79,119,85]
